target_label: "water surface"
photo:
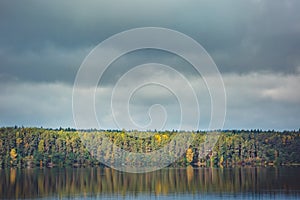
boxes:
[0,167,299,199]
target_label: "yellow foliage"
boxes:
[10,148,17,160]
[162,134,168,140]
[16,138,22,145]
[38,140,44,153]
[186,148,194,163]
[220,155,224,166]
[154,134,161,143]
[121,133,125,138]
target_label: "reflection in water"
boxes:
[0,167,299,199]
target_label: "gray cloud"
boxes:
[0,0,299,129]
[1,1,300,83]
[0,45,90,84]
[0,81,74,128]
[224,72,300,130]
[1,72,299,130]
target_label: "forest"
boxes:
[0,127,299,168]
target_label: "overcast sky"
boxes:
[0,0,299,130]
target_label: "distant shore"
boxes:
[1,127,299,169]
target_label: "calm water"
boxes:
[0,167,299,199]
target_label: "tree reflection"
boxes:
[0,167,299,199]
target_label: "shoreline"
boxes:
[2,163,300,170]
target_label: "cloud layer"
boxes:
[1,72,299,130]
[0,0,299,130]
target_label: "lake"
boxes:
[0,167,299,199]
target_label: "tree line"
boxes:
[0,127,299,168]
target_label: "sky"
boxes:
[0,0,299,130]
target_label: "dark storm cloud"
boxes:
[0,0,299,129]
[1,0,300,85]
[213,0,300,74]
[0,45,90,84]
